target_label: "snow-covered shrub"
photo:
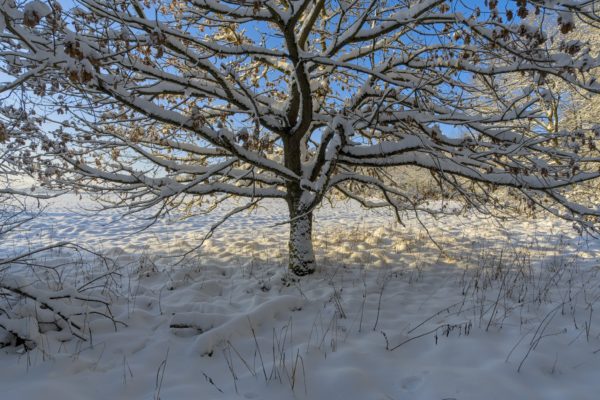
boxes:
[0,245,122,352]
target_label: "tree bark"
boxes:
[288,208,316,276]
[282,132,316,276]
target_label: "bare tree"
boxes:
[1,0,600,275]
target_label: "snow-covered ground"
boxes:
[1,197,600,400]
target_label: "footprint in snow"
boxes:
[400,375,424,391]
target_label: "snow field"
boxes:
[1,199,600,399]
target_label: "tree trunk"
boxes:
[282,134,316,276]
[288,207,316,276]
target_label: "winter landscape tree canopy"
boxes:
[1,0,600,275]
